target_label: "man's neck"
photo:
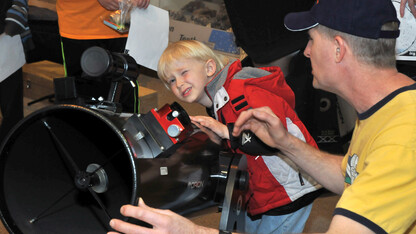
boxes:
[343,65,414,113]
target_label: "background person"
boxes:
[56,0,149,112]
[0,0,33,143]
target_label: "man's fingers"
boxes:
[401,0,416,18]
[134,0,150,9]
[119,199,174,229]
[233,107,275,136]
[109,218,153,234]
[410,1,416,18]
[401,0,407,17]
[232,109,256,135]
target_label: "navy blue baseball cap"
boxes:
[284,0,400,39]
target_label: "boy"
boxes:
[157,40,322,234]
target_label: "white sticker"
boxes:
[160,167,168,175]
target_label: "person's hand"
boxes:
[400,0,416,18]
[132,0,150,9]
[232,106,288,150]
[108,198,218,234]
[190,116,229,144]
[98,0,120,11]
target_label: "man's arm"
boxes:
[108,199,378,234]
[326,215,375,234]
[232,106,345,194]
[108,199,376,234]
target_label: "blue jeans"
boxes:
[245,203,313,234]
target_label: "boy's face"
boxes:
[163,58,215,107]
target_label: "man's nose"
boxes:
[304,42,311,58]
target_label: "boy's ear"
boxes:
[205,59,217,77]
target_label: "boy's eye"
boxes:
[167,78,175,84]
[181,70,188,76]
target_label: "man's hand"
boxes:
[400,0,416,18]
[98,0,119,11]
[232,106,288,150]
[108,198,218,234]
[98,0,150,11]
[132,0,150,9]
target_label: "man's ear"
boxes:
[334,36,346,63]
[206,59,217,77]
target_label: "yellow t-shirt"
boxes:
[56,0,127,39]
[336,84,416,234]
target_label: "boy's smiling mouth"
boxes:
[183,87,192,97]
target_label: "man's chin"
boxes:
[312,78,319,89]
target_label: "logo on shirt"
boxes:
[345,154,359,185]
[241,132,252,145]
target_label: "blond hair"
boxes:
[157,40,229,87]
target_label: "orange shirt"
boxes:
[56,0,127,39]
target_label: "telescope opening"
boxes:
[0,105,137,233]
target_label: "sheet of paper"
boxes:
[0,34,26,82]
[126,5,169,71]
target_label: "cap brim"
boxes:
[284,11,319,32]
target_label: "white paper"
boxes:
[125,5,169,71]
[0,34,26,82]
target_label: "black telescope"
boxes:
[80,46,139,82]
[0,103,248,233]
[54,46,141,113]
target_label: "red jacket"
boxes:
[205,60,322,215]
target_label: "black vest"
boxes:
[223,0,315,63]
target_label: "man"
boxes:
[107,0,416,233]
[234,0,416,233]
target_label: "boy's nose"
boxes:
[176,78,184,89]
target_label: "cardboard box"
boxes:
[154,0,242,58]
[168,19,241,58]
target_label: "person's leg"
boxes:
[61,37,136,113]
[98,38,136,113]
[0,68,24,143]
[96,37,127,53]
[245,203,313,234]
